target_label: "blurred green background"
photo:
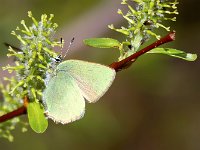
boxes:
[0,0,200,150]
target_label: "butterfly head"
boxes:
[54,54,63,63]
[53,37,74,64]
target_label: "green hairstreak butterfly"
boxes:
[43,38,116,124]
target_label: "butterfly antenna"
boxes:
[59,38,64,57]
[63,37,75,59]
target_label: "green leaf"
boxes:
[148,48,197,61]
[27,101,48,133]
[83,38,120,48]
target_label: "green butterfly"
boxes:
[43,55,115,124]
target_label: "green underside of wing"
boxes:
[43,71,85,124]
[57,60,116,103]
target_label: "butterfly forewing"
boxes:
[57,60,116,103]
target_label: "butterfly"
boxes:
[43,38,116,124]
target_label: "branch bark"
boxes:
[109,31,175,71]
[0,96,28,123]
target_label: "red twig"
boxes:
[0,96,28,123]
[0,31,176,123]
[110,31,176,71]
[0,106,27,123]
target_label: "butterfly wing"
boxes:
[57,60,116,103]
[43,71,85,124]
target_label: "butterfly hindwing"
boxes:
[43,71,85,124]
[57,60,116,103]
[43,59,115,124]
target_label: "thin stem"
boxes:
[0,31,176,123]
[0,96,28,123]
[4,42,22,51]
[0,106,26,123]
[110,31,176,71]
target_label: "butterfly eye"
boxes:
[54,55,62,63]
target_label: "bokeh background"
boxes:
[0,0,200,150]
